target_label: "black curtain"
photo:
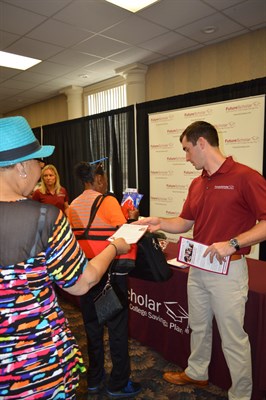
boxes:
[83,106,136,203]
[136,77,266,259]
[41,117,89,202]
[40,106,135,203]
[32,127,41,143]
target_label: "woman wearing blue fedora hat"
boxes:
[0,116,130,400]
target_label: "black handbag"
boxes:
[129,232,173,282]
[94,263,126,325]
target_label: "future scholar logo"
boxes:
[128,288,189,335]
[225,101,261,113]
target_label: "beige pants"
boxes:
[185,257,252,400]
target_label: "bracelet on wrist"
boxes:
[109,242,118,256]
[127,218,137,224]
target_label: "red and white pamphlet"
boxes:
[177,236,230,275]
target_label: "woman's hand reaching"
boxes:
[111,238,131,255]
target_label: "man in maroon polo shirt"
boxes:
[135,121,266,400]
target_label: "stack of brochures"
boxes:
[167,258,188,269]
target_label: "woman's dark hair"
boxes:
[74,161,104,184]
[180,121,219,147]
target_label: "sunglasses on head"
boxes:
[89,157,108,165]
[89,157,108,174]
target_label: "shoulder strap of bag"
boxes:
[84,192,114,234]
[86,194,104,229]
[30,206,47,257]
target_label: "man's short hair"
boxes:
[180,121,219,147]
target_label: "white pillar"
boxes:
[60,85,83,120]
[115,63,148,105]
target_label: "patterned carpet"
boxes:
[58,295,228,400]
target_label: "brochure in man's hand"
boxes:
[108,224,148,244]
[177,236,230,275]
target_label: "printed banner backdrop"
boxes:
[148,95,265,259]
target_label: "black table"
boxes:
[127,242,266,400]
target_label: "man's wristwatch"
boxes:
[229,238,240,251]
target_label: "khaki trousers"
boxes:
[185,257,252,400]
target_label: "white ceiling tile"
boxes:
[54,0,130,32]
[28,61,74,77]
[0,85,24,98]
[63,68,113,85]
[203,0,247,11]
[6,37,63,60]
[0,66,21,82]
[0,79,38,90]
[139,0,216,29]
[177,13,246,43]
[26,19,94,47]
[84,58,122,73]
[49,50,101,68]
[61,69,95,88]
[0,2,46,34]
[5,70,53,84]
[204,29,248,46]
[3,0,74,17]
[223,0,266,27]
[140,31,198,55]
[38,78,74,89]
[102,15,168,45]
[109,46,161,64]
[74,35,130,58]
[0,30,20,49]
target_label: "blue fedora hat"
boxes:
[0,116,54,167]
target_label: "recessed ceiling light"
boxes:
[202,26,217,34]
[105,0,159,13]
[0,51,41,70]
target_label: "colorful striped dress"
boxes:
[0,200,87,399]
